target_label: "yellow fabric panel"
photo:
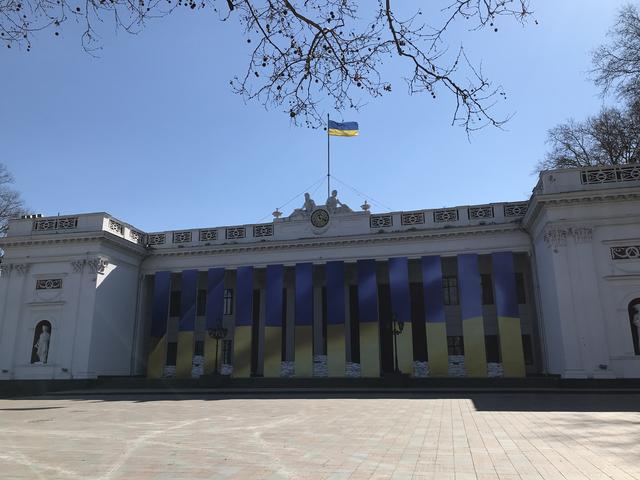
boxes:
[425,323,448,376]
[396,323,413,375]
[328,129,358,137]
[498,316,526,377]
[203,334,222,375]
[463,316,487,377]
[294,325,313,377]
[233,325,253,378]
[263,326,282,378]
[360,322,380,377]
[175,331,195,378]
[147,335,167,379]
[327,324,345,377]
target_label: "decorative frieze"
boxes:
[13,263,31,275]
[253,224,274,237]
[401,211,425,226]
[434,209,458,223]
[543,228,569,249]
[173,231,192,244]
[370,214,393,229]
[611,246,640,260]
[468,206,494,219]
[108,219,124,235]
[225,227,246,240]
[33,217,78,231]
[147,233,166,246]
[199,229,218,242]
[504,203,528,217]
[581,165,640,184]
[36,279,62,290]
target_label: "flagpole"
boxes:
[327,113,330,199]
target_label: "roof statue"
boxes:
[325,190,352,214]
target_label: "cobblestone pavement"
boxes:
[1,393,640,479]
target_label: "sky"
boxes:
[0,1,630,232]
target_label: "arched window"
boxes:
[629,299,640,355]
[31,320,52,364]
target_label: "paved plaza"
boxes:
[1,392,640,479]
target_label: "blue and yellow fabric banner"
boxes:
[388,257,413,375]
[422,256,448,376]
[147,271,171,378]
[492,252,526,377]
[458,254,487,377]
[176,269,198,378]
[264,264,284,377]
[233,266,254,378]
[357,259,380,377]
[294,263,314,377]
[328,120,359,137]
[326,261,346,376]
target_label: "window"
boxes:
[169,291,181,317]
[442,276,459,305]
[166,342,178,366]
[515,273,526,304]
[447,336,464,355]
[224,289,233,315]
[522,335,533,365]
[481,274,494,305]
[194,340,204,356]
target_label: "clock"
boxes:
[310,208,330,229]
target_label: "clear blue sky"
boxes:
[0,1,629,232]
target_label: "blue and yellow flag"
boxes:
[328,120,359,137]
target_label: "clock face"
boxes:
[310,208,330,228]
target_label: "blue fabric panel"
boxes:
[357,259,378,324]
[266,264,284,327]
[422,256,445,323]
[151,271,171,338]
[388,257,411,325]
[205,268,225,330]
[235,266,254,326]
[492,252,519,318]
[179,269,198,332]
[328,120,359,131]
[326,261,345,325]
[458,254,482,320]
[295,263,313,326]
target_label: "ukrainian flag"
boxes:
[328,120,359,137]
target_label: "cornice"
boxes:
[148,223,528,258]
[523,186,640,230]
[0,231,147,256]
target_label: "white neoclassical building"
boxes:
[1,165,639,382]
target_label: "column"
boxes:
[294,263,313,377]
[264,264,284,377]
[492,252,526,377]
[357,259,380,377]
[326,261,346,377]
[458,254,487,377]
[147,271,171,378]
[204,268,225,375]
[233,266,253,378]
[388,257,413,375]
[176,269,198,378]
[422,256,449,376]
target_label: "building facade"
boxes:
[1,165,640,381]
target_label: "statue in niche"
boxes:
[325,189,352,214]
[32,321,51,364]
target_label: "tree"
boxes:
[0,1,533,132]
[542,4,640,171]
[0,164,25,235]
